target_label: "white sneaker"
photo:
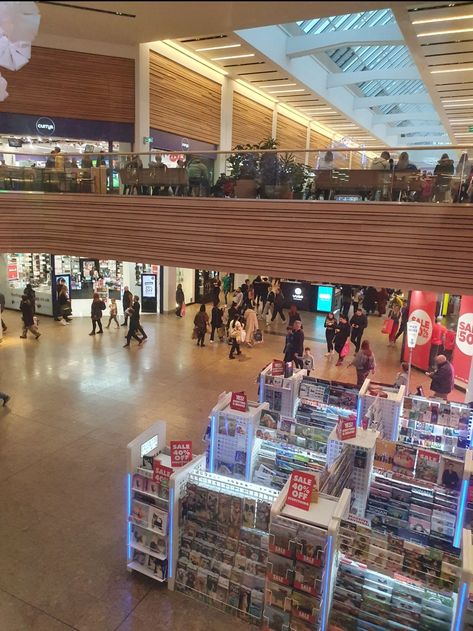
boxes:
[210,340,214,343]
[60,320,67,326]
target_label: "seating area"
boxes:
[0,165,105,193]
[119,166,190,195]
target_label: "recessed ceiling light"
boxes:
[259,83,297,88]
[413,13,473,25]
[441,97,473,103]
[211,53,255,61]
[431,67,473,74]
[443,102,473,107]
[268,88,305,94]
[196,44,241,52]
[418,27,473,37]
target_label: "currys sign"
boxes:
[36,117,55,135]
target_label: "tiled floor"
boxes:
[0,303,464,630]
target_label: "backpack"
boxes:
[254,329,263,343]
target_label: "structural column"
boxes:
[217,76,234,175]
[134,43,150,164]
[272,103,278,140]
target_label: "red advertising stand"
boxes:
[403,290,437,371]
[453,295,473,385]
[170,441,192,467]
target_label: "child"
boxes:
[302,347,315,376]
[106,298,119,329]
[394,362,409,389]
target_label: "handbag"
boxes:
[181,304,186,317]
[340,339,350,358]
[240,329,247,343]
[192,327,198,340]
[253,329,263,342]
[381,318,394,335]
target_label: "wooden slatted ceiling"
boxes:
[0,47,134,122]
[276,114,307,153]
[149,52,221,146]
[2,194,473,295]
[232,92,273,147]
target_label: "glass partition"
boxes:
[0,145,471,204]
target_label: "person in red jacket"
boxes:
[429,317,446,370]
[443,327,456,362]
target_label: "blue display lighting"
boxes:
[127,473,132,560]
[209,414,217,473]
[320,534,333,631]
[356,395,362,428]
[317,286,333,312]
[454,478,468,548]
[454,582,468,631]
[168,487,174,578]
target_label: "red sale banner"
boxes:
[230,391,247,412]
[153,460,173,484]
[336,415,357,441]
[271,359,285,376]
[403,290,437,371]
[286,471,317,511]
[7,263,18,280]
[453,294,473,384]
[170,440,192,467]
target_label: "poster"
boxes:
[403,290,437,371]
[170,441,192,467]
[452,294,473,384]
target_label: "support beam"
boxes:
[328,66,419,88]
[373,112,440,123]
[354,93,431,108]
[396,128,447,135]
[286,24,402,58]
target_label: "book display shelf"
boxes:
[126,421,206,583]
[174,471,278,624]
[359,379,405,439]
[259,365,305,417]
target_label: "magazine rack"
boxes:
[358,379,405,439]
[264,479,351,631]
[126,421,206,584]
[259,364,304,417]
[457,529,473,631]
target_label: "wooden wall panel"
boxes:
[232,93,273,147]
[276,115,307,153]
[0,47,134,122]
[1,194,473,295]
[310,129,331,151]
[149,52,221,145]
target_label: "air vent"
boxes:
[180,35,227,43]
[237,70,277,76]
[38,1,135,17]
[223,61,265,68]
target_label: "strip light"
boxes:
[259,83,296,88]
[209,414,217,473]
[432,67,473,74]
[127,473,132,561]
[168,487,174,578]
[418,27,473,37]
[268,88,305,94]
[441,98,473,104]
[211,53,254,61]
[454,582,468,631]
[196,44,240,52]
[320,534,333,631]
[453,478,468,548]
[444,103,473,107]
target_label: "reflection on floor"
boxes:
[0,303,464,630]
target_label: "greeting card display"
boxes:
[286,471,318,511]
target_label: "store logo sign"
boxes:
[292,287,303,302]
[456,313,473,356]
[408,309,432,345]
[36,117,55,135]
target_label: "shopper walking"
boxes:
[290,320,305,369]
[0,390,10,406]
[233,287,244,313]
[123,305,143,347]
[253,276,262,309]
[19,295,40,339]
[244,307,259,347]
[283,327,294,363]
[426,355,454,400]
[352,288,363,313]
[132,296,148,341]
[262,285,275,322]
[259,277,270,313]
[341,285,353,319]
[0,290,6,332]
[57,284,72,325]
[287,304,302,328]
[121,286,133,326]
[229,319,243,359]
[212,279,221,304]
[395,299,409,343]
[349,340,376,388]
[363,286,378,315]
[429,317,446,370]
[106,298,120,329]
[24,283,36,314]
[377,288,389,317]
[387,303,401,347]
[443,327,456,362]
[193,304,209,347]
[350,308,368,353]
[324,312,336,356]
[210,301,223,343]
[222,273,232,305]
[334,315,351,366]
[176,283,185,317]
[89,292,106,335]
[271,288,286,322]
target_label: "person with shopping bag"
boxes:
[387,304,401,347]
[176,284,185,317]
[334,315,351,366]
[229,318,244,359]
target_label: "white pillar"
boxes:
[134,43,150,166]
[217,76,234,176]
[272,104,278,140]
[305,124,311,165]
[162,267,177,313]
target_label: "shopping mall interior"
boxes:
[2,1,473,630]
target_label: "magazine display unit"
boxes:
[127,421,206,583]
[329,516,463,631]
[326,429,379,517]
[209,392,269,481]
[259,365,304,417]
[459,529,473,631]
[397,395,473,457]
[174,471,278,624]
[358,379,405,440]
[264,479,351,631]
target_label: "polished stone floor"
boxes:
[0,303,463,630]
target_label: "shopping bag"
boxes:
[254,329,263,343]
[192,327,198,340]
[240,329,247,343]
[340,340,350,358]
[181,304,186,317]
[381,318,394,335]
[217,326,225,338]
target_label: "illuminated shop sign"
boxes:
[317,286,333,312]
[35,117,55,135]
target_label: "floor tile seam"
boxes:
[111,588,151,631]
[0,585,80,630]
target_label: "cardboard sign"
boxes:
[336,415,357,441]
[286,471,317,511]
[271,359,285,376]
[170,440,192,467]
[153,460,173,484]
[230,391,247,412]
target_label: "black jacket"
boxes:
[176,288,184,305]
[122,290,133,310]
[350,313,367,331]
[334,322,351,349]
[133,300,141,318]
[20,300,34,326]
[430,361,454,394]
[274,292,285,307]
[292,329,304,357]
[211,306,223,327]
[91,300,105,320]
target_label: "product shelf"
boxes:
[127,561,166,582]
[128,541,167,561]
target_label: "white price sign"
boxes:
[407,320,421,349]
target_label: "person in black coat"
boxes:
[271,288,286,322]
[89,293,106,335]
[210,301,223,342]
[363,286,378,315]
[24,283,36,315]
[259,277,270,312]
[121,286,133,326]
[426,355,454,400]
[123,304,143,347]
[176,284,185,317]
[131,296,147,340]
[19,295,40,339]
[290,320,304,369]
[334,315,351,366]
[350,308,368,353]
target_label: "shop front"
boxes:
[195,269,219,304]
[279,279,342,313]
